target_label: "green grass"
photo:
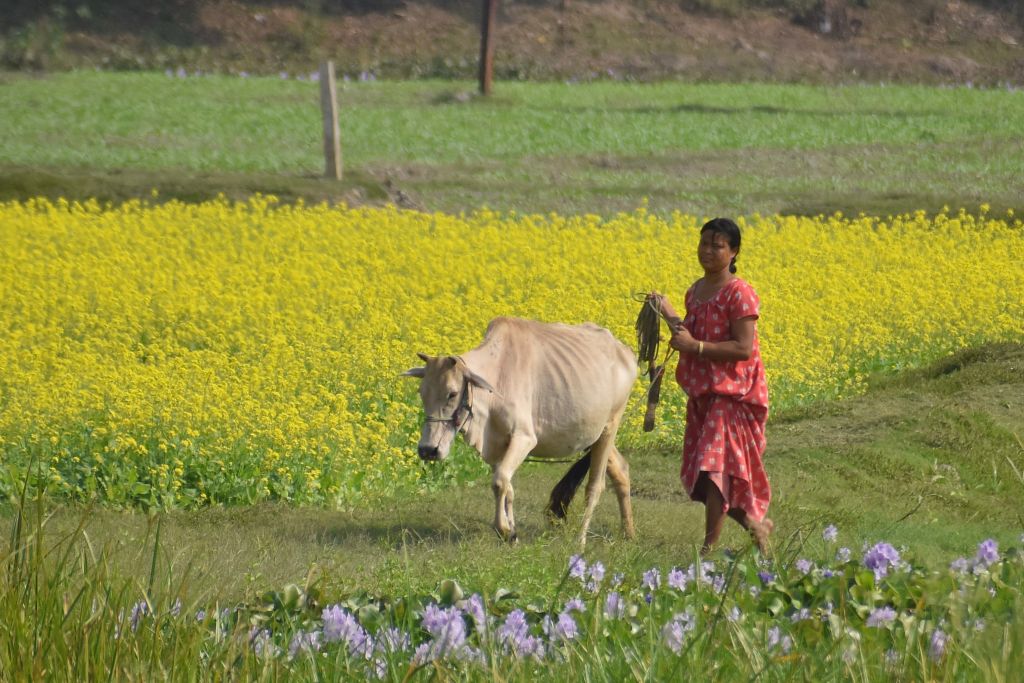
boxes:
[1,344,1022,680]
[1,72,1022,215]
[3,343,1021,603]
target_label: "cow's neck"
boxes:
[458,349,498,454]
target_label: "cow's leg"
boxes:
[606,445,635,540]
[486,433,535,543]
[576,422,619,548]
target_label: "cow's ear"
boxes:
[401,367,426,379]
[466,370,496,394]
[443,356,458,369]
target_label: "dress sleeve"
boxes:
[727,280,760,322]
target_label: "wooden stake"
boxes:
[319,61,342,180]
[479,0,497,96]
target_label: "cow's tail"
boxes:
[547,447,593,520]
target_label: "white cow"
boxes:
[402,317,637,546]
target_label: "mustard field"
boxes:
[1,197,1021,509]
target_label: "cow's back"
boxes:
[470,317,637,456]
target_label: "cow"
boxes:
[402,317,637,547]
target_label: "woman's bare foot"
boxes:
[750,518,774,554]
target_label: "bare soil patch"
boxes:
[5,1,1023,85]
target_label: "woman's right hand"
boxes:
[653,293,680,323]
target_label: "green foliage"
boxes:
[3,487,1023,680]
[1,74,1021,217]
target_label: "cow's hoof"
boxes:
[493,527,517,544]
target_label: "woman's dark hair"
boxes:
[701,217,741,273]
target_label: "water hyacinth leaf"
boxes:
[853,570,877,589]
[525,603,546,616]
[760,592,786,617]
[281,583,302,611]
[438,579,464,605]
[358,604,383,631]
[392,596,408,623]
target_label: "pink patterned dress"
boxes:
[675,278,771,521]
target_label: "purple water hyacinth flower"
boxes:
[322,605,374,658]
[662,620,686,654]
[496,609,545,659]
[790,608,812,623]
[823,524,839,543]
[950,557,970,573]
[642,568,661,591]
[588,561,606,583]
[164,68,174,77]
[822,569,835,578]
[668,567,688,592]
[288,629,323,659]
[310,72,320,82]
[712,575,726,593]
[976,539,999,567]
[239,71,249,78]
[564,597,586,613]
[421,604,467,660]
[551,611,579,642]
[130,600,149,632]
[175,67,187,78]
[661,610,696,654]
[279,71,289,79]
[375,626,411,655]
[929,628,947,660]
[170,598,182,618]
[465,594,487,635]
[603,591,626,619]
[836,547,852,563]
[195,608,206,622]
[758,571,775,584]
[727,606,742,622]
[863,542,901,580]
[796,559,814,575]
[866,606,898,627]
[766,626,792,654]
[568,554,587,580]
[249,626,279,658]
[611,572,624,587]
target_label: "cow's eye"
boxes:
[447,391,458,401]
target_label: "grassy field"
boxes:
[1,72,1023,216]
[2,73,1023,679]
[8,344,1023,601]
[2,344,1023,679]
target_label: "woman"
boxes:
[654,217,772,555]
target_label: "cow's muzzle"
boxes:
[418,445,440,461]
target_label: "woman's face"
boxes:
[697,229,738,274]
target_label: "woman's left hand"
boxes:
[669,326,699,354]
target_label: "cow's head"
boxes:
[402,353,496,461]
